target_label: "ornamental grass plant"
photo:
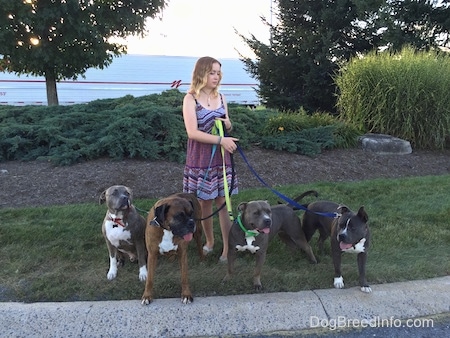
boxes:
[335,46,450,149]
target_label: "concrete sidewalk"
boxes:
[1,276,449,337]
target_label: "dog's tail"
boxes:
[293,190,319,202]
[286,190,319,210]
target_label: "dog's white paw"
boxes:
[107,257,118,280]
[139,266,147,281]
[141,298,152,305]
[334,276,345,289]
[361,286,372,293]
[107,268,117,280]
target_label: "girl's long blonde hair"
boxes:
[188,56,222,98]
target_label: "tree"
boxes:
[239,0,383,113]
[379,0,450,51]
[0,0,166,105]
[239,0,449,113]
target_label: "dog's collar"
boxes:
[150,217,161,227]
[150,217,171,231]
[236,214,259,238]
[107,214,125,227]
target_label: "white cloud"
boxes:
[123,0,274,58]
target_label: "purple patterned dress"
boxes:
[183,95,238,200]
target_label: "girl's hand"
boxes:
[220,136,239,153]
[216,117,232,131]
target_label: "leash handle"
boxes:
[236,145,339,218]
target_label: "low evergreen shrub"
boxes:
[262,109,362,155]
[0,90,361,165]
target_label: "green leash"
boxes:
[212,120,234,222]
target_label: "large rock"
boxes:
[358,133,412,155]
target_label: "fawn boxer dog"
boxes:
[224,190,318,290]
[99,185,147,281]
[302,201,372,293]
[141,193,203,305]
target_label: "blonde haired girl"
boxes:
[182,56,239,262]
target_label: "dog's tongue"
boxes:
[183,233,193,242]
[340,242,353,250]
[260,227,270,234]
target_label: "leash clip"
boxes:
[333,212,342,219]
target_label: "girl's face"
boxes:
[205,62,221,89]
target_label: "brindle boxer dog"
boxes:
[99,185,147,282]
[302,201,372,293]
[141,193,203,305]
[223,190,318,290]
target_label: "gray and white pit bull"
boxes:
[302,201,371,293]
[99,185,147,282]
[224,191,317,290]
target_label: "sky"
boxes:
[122,0,275,58]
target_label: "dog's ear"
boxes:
[99,190,107,205]
[237,202,247,213]
[188,200,195,211]
[337,205,350,214]
[125,187,133,200]
[357,206,369,223]
[154,204,168,225]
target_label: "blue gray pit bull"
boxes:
[99,185,148,282]
[223,191,318,290]
[302,201,372,293]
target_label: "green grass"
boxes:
[1,175,449,302]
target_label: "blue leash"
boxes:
[236,145,339,218]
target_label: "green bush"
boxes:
[261,126,333,156]
[226,104,278,148]
[335,46,450,149]
[264,108,331,134]
[0,90,360,165]
[0,91,188,165]
[262,109,362,155]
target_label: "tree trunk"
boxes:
[45,70,59,106]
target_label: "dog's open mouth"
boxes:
[340,242,354,250]
[183,233,193,242]
[258,227,270,234]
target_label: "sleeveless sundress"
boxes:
[183,94,238,200]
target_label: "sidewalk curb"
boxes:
[1,276,449,337]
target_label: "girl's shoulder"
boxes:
[183,92,197,103]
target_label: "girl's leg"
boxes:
[216,196,232,260]
[199,199,214,251]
